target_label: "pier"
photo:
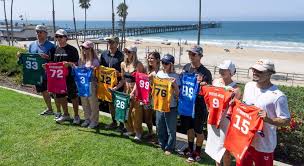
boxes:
[67,22,221,40]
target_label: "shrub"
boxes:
[0,45,26,76]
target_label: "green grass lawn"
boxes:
[0,88,214,166]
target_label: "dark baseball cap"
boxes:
[161,54,175,64]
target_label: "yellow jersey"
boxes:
[95,65,117,102]
[152,77,173,112]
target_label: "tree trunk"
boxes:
[111,0,115,36]
[197,0,201,45]
[52,0,56,44]
[3,0,10,46]
[84,8,87,41]
[72,0,80,50]
[10,0,14,46]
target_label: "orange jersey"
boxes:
[95,65,117,102]
[200,86,233,128]
[152,77,172,112]
[224,99,264,163]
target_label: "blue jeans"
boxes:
[156,107,177,152]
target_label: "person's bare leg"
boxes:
[57,97,69,116]
[41,91,53,111]
[71,97,79,116]
[54,97,61,113]
[223,151,231,166]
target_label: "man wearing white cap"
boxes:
[25,25,56,116]
[50,29,80,124]
[240,59,290,165]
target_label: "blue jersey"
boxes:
[73,67,93,97]
[178,73,199,117]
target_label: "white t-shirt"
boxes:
[156,70,181,108]
[243,81,290,153]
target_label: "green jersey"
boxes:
[113,91,130,123]
[18,53,47,85]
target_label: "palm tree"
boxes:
[116,1,128,49]
[72,0,80,50]
[79,0,91,41]
[52,0,56,44]
[197,0,202,45]
[111,0,115,36]
[1,0,10,46]
[10,0,14,46]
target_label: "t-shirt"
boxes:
[182,63,212,115]
[28,40,55,55]
[72,67,93,97]
[178,73,199,117]
[224,99,264,163]
[152,77,173,112]
[242,81,290,153]
[45,62,69,94]
[95,65,118,102]
[135,72,151,104]
[200,85,233,128]
[113,91,130,122]
[18,53,47,85]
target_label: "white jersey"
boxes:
[243,81,290,153]
[205,79,237,163]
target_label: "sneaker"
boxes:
[88,121,99,129]
[54,112,62,120]
[105,122,117,129]
[55,115,71,123]
[40,109,54,116]
[134,133,142,141]
[164,151,172,155]
[178,147,192,157]
[81,120,90,127]
[187,151,201,163]
[123,132,135,137]
[73,115,81,125]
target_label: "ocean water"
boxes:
[23,20,304,52]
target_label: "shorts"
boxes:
[237,146,273,166]
[180,95,208,134]
[35,78,47,93]
[54,77,78,99]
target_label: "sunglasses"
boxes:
[162,61,170,65]
[82,47,90,50]
[124,50,131,54]
[36,31,44,34]
[189,52,197,56]
[55,35,65,39]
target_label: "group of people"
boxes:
[23,25,290,166]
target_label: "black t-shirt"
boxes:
[100,50,124,72]
[182,63,213,115]
[50,44,79,79]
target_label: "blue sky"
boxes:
[1,0,304,21]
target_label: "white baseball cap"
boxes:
[55,29,68,36]
[218,60,236,75]
[251,59,276,73]
[124,46,137,53]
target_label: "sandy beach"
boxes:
[15,39,304,74]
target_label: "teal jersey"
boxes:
[113,91,130,122]
[18,53,47,85]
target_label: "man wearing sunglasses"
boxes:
[24,25,56,116]
[240,59,290,166]
[179,45,212,162]
[50,29,80,124]
[99,35,125,130]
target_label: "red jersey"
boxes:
[200,86,233,128]
[45,62,69,94]
[224,99,264,163]
[135,72,150,104]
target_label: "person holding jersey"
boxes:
[50,29,80,124]
[155,54,180,155]
[179,45,212,162]
[205,60,241,166]
[77,41,100,128]
[115,46,145,140]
